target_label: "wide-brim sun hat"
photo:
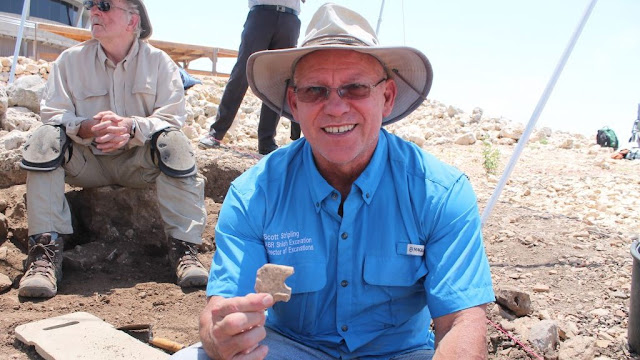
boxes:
[128,0,152,39]
[247,3,433,126]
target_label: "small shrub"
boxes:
[539,138,549,145]
[482,140,500,175]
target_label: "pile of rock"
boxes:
[0,56,51,84]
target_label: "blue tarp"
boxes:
[179,68,202,90]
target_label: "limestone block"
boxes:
[6,75,46,113]
[15,312,170,360]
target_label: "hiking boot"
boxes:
[198,134,222,149]
[168,238,208,287]
[18,232,64,298]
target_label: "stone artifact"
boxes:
[255,264,294,302]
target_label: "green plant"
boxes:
[539,137,549,145]
[482,140,500,175]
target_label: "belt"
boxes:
[251,4,299,16]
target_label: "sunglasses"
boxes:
[293,78,387,103]
[83,1,132,13]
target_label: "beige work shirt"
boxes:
[40,39,186,155]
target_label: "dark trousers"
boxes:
[210,7,302,150]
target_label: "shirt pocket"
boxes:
[363,254,428,326]
[131,80,157,116]
[270,260,327,335]
[73,88,109,116]
[287,260,327,294]
[132,82,157,96]
[364,252,426,287]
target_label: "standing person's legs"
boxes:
[257,12,303,150]
[205,9,276,143]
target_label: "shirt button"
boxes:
[341,325,348,332]
[341,280,348,287]
[366,192,370,198]
[331,192,338,200]
[341,232,348,240]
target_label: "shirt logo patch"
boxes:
[406,244,425,256]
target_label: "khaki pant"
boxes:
[26,142,206,244]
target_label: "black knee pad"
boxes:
[151,128,197,178]
[20,125,72,171]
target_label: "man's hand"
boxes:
[199,294,275,360]
[78,111,134,152]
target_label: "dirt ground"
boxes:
[1,141,639,360]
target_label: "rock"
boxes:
[254,263,294,302]
[0,273,12,292]
[447,105,460,118]
[203,103,217,117]
[181,125,198,140]
[558,335,596,360]
[529,320,559,356]
[499,124,524,140]
[65,187,167,249]
[1,107,41,132]
[0,213,7,241]
[470,107,483,123]
[533,284,550,293]
[0,149,25,188]
[6,75,46,113]
[455,132,476,145]
[559,138,574,149]
[1,130,28,150]
[495,286,533,317]
[589,308,609,317]
[0,86,7,118]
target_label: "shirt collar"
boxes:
[304,129,389,212]
[353,129,387,206]
[97,39,140,70]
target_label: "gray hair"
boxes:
[124,0,142,39]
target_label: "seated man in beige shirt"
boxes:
[18,0,208,298]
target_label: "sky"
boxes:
[145,0,640,145]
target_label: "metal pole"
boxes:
[481,0,599,225]
[9,0,31,84]
[375,0,386,36]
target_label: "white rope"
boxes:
[481,0,600,226]
[376,0,386,36]
[9,0,31,84]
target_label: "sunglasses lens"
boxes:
[341,84,370,100]
[98,1,111,11]
[84,1,111,11]
[295,82,378,103]
[297,86,329,103]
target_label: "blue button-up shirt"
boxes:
[207,129,495,359]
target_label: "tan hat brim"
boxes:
[247,45,433,125]
[130,0,152,39]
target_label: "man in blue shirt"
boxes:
[173,3,494,360]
